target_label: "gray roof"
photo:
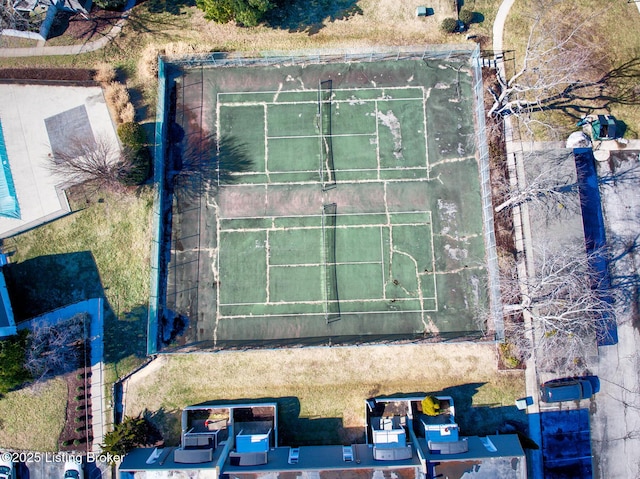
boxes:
[423,435,527,479]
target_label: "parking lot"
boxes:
[11,452,109,479]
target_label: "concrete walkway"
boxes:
[0,0,135,58]
[491,2,544,479]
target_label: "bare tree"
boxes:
[496,151,640,216]
[48,134,133,192]
[488,2,614,134]
[494,152,580,215]
[25,314,87,383]
[502,245,615,374]
[0,0,30,33]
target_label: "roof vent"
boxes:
[288,447,299,464]
[343,446,354,462]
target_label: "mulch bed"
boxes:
[0,68,95,82]
[482,66,527,370]
[59,7,125,42]
[58,340,93,452]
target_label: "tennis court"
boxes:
[155,50,496,351]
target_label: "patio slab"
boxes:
[0,83,118,238]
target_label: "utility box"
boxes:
[416,6,435,17]
[577,114,619,141]
[592,115,617,140]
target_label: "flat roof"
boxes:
[120,444,421,476]
[0,83,118,238]
[223,444,421,474]
[423,435,527,479]
[421,434,525,461]
[119,447,224,473]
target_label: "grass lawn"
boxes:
[0,0,470,71]
[0,187,153,450]
[503,0,640,139]
[0,378,67,451]
[125,343,526,445]
[5,188,153,375]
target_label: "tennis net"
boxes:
[321,202,340,323]
[318,79,336,190]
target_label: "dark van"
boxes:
[540,376,600,403]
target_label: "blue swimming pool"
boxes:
[0,119,20,219]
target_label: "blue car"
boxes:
[540,376,600,403]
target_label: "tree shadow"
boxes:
[614,119,627,138]
[3,252,148,373]
[436,383,526,436]
[47,11,73,39]
[118,4,192,39]
[141,0,195,15]
[470,12,484,24]
[265,0,362,35]
[511,57,640,121]
[169,127,254,202]
[189,396,348,446]
[371,386,528,441]
[4,252,104,321]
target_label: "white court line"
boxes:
[221,177,433,188]
[269,261,382,268]
[267,132,375,140]
[422,86,430,178]
[375,99,381,180]
[220,210,432,220]
[265,229,271,303]
[218,308,438,319]
[263,103,270,182]
[380,226,386,300]
[231,165,429,176]
[219,86,424,95]
[221,223,432,233]
[220,297,422,307]
[220,97,424,108]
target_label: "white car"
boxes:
[63,460,84,479]
[0,455,14,479]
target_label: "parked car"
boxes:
[0,455,14,479]
[540,376,600,403]
[63,461,84,479]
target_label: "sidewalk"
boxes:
[492,1,543,478]
[18,298,107,453]
[0,0,135,58]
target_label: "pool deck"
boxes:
[0,83,119,238]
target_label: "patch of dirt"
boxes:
[58,340,93,452]
[482,67,528,369]
[60,7,123,43]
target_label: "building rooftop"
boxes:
[120,400,526,479]
[223,444,421,474]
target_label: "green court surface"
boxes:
[217,211,436,318]
[164,54,491,349]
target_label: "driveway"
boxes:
[590,148,640,479]
[16,453,108,478]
